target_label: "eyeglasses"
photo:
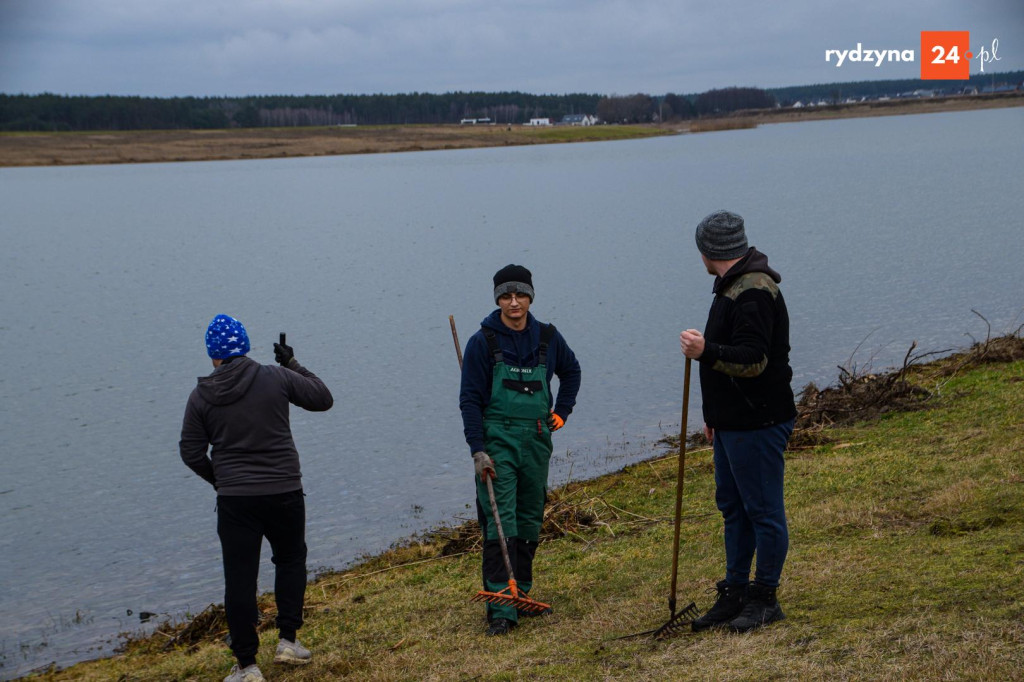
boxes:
[498,292,529,303]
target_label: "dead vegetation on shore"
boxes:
[791,320,1024,447]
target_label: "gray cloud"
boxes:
[1,0,1020,96]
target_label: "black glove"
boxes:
[274,340,296,368]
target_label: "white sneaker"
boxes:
[274,637,312,665]
[223,663,264,682]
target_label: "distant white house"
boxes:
[525,118,551,126]
[559,114,598,126]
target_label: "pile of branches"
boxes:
[791,321,1023,447]
[792,341,935,446]
[540,487,607,540]
[137,601,277,654]
[931,325,1024,376]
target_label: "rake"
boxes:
[612,357,700,640]
[653,357,701,635]
[470,475,553,615]
[450,315,553,616]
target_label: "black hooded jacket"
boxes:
[179,356,333,495]
[698,247,796,430]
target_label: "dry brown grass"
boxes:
[0,124,666,167]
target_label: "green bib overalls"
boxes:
[476,324,555,622]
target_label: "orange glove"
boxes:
[548,412,565,432]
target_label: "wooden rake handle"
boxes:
[668,357,691,616]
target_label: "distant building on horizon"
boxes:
[559,114,598,126]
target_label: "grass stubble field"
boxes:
[24,331,1024,681]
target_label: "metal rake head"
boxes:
[471,588,552,614]
[652,601,701,639]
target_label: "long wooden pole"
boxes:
[668,357,692,617]
[449,315,463,370]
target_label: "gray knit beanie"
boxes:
[695,210,749,260]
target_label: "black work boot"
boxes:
[486,618,516,636]
[691,580,748,632]
[727,582,785,632]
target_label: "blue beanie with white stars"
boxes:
[205,314,250,359]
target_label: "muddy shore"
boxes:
[1,92,1020,167]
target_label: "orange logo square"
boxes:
[920,31,971,79]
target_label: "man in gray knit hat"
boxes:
[679,210,796,633]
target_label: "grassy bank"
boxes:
[0,124,669,167]
[32,336,1024,681]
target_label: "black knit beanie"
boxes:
[493,264,535,303]
[695,210,749,260]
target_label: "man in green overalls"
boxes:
[459,264,582,635]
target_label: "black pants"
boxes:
[477,498,539,623]
[217,490,307,666]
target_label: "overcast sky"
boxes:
[0,0,1021,97]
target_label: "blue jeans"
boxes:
[713,420,794,588]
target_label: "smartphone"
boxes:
[280,333,286,346]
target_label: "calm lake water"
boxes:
[1,107,1022,677]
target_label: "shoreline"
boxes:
[28,333,1024,680]
[1,92,1020,168]
[25,333,1024,679]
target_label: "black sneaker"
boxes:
[691,580,747,632]
[518,605,553,618]
[486,618,516,636]
[727,583,785,632]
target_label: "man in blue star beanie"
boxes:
[181,314,334,681]
[205,314,251,359]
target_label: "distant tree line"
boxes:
[594,87,777,123]
[3,71,1019,131]
[0,92,602,131]
[595,94,658,123]
[694,87,776,115]
[0,87,778,131]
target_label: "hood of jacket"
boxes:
[480,309,543,367]
[712,247,781,294]
[195,355,260,406]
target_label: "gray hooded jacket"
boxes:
[179,356,333,496]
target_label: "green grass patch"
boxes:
[528,125,669,143]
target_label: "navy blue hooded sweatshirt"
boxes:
[459,310,581,455]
